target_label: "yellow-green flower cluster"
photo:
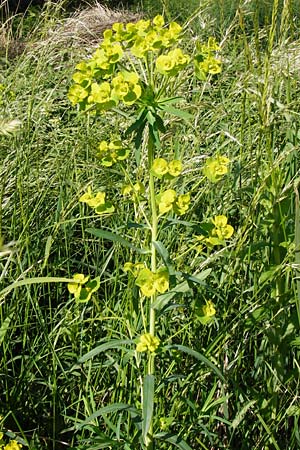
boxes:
[108,15,183,58]
[196,300,216,325]
[123,261,145,277]
[0,433,22,450]
[79,187,115,214]
[67,273,100,302]
[69,66,141,111]
[97,139,129,166]
[203,155,230,183]
[156,189,190,215]
[155,48,190,76]
[122,181,145,197]
[136,333,160,353]
[151,158,182,179]
[196,215,234,249]
[68,16,187,111]
[202,300,216,317]
[194,37,222,80]
[135,267,169,297]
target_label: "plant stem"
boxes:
[148,133,158,343]
[146,130,158,450]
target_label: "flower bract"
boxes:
[203,155,230,182]
[136,333,160,353]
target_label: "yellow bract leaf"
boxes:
[136,333,160,353]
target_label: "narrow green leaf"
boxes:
[232,400,256,429]
[0,312,13,345]
[165,344,225,382]
[295,184,300,326]
[183,270,212,288]
[0,276,75,300]
[153,281,191,311]
[159,105,193,121]
[158,96,184,105]
[76,403,137,429]
[259,265,279,284]
[154,432,192,450]
[78,339,133,363]
[290,337,300,347]
[78,429,122,449]
[153,241,175,275]
[42,235,52,270]
[148,122,161,150]
[86,228,150,255]
[153,113,166,133]
[125,108,147,135]
[189,269,212,283]
[142,374,155,444]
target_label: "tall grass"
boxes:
[0,0,300,449]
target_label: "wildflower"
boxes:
[4,440,22,450]
[153,15,165,28]
[202,300,216,317]
[111,71,141,105]
[68,84,89,105]
[79,187,115,214]
[88,82,116,110]
[72,61,94,86]
[194,55,222,80]
[203,155,230,183]
[168,160,182,178]
[160,22,182,48]
[131,38,151,58]
[121,182,145,197]
[155,53,175,75]
[211,215,234,240]
[151,158,169,178]
[111,22,126,41]
[156,189,177,214]
[196,300,216,325]
[67,273,89,298]
[135,267,169,297]
[156,48,189,76]
[97,139,129,166]
[151,158,182,179]
[136,333,160,353]
[173,193,190,215]
[123,261,145,277]
[67,273,100,303]
[156,190,191,215]
[194,37,222,80]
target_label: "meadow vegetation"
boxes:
[1,0,300,449]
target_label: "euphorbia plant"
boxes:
[67,15,232,449]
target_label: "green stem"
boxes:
[146,129,158,450]
[148,133,158,341]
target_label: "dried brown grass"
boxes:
[0,2,141,59]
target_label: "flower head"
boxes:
[67,274,100,303]
[97,139,129,166]
[211,215,234,240]
[203,155,230,183]
[135,267,169,297]
[111,71,141,105]
[173,193,190,215]
[196,300,216,324]
[4,440,23,450]
[156,189,177,214]
[136,333,160,353]
[79,187,115,214]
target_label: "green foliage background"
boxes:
[1,0,300,449]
